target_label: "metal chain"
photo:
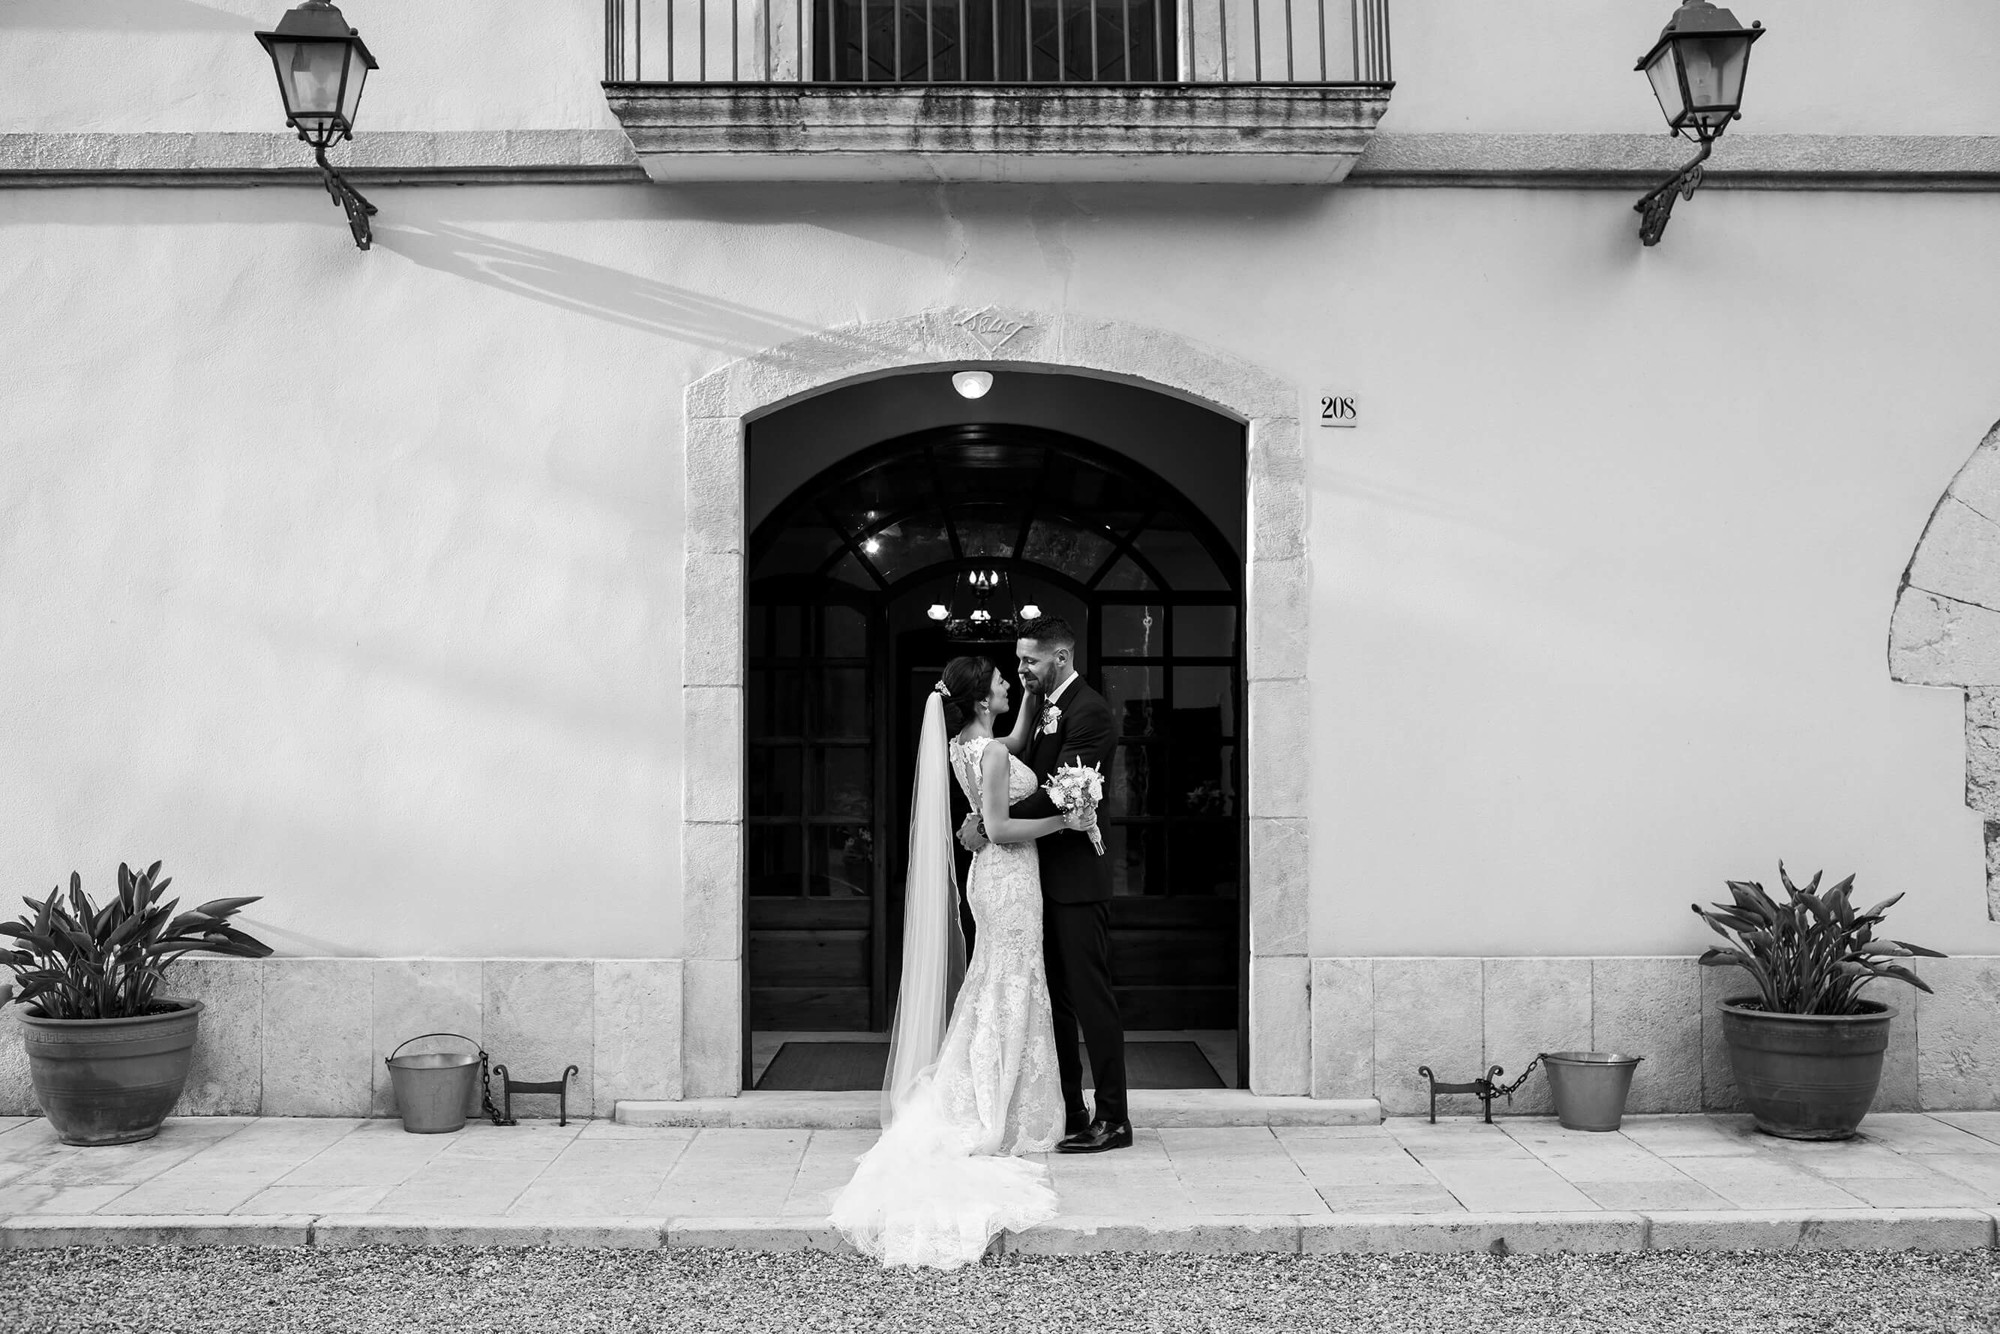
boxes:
[1490,1054,1545,1104]
[479,1050,516,1127]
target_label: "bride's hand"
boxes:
[957,811,990,852]
[1061,802,1097,832]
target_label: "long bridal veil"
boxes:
[828,690,1060,1270]
[879,689,966,1129]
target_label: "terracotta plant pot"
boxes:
[1719,997,1892,1141]
[18,1000,203,1146]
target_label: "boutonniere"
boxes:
[1038,703,1063,736]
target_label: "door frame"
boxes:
[677,308,1312,1097]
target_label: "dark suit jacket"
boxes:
[1009,677,1117,904]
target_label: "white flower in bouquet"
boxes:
[1043,761,1105,855]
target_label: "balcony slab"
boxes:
[603,83,1392,183]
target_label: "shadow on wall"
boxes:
[0,0,254,30]
[379,220,857,355]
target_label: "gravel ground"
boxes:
[1,1247,1996,1334]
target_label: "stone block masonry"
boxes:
[4,955,1995,1118]
[0,958,683,1120]
[1310,957,2000,1117]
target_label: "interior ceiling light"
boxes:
[952,370,994,399]
[933,567,1031,641]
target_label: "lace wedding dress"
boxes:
[827,735,1067,1269]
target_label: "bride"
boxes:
[827,654,1091,1269]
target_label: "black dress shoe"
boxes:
[1065,1112,1093,1138]
[1056,1119,1134,1154]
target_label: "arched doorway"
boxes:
[744,379,1247,1090]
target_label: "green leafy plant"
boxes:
[0,862,272,1020]
[1692,863,1946,1016]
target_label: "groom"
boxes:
[961,615,1131,1153]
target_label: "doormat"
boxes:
[1125,1041,1225,1090]
[755,1040,1224,1091]
[756,1041,889,1091]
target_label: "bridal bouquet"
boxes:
[1044,761,1105,855]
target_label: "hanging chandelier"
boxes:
[925,567,1041,642]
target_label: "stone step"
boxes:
[612,1090,1383,1129]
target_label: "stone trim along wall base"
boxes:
[4,955,1996,1119]
[1311,956,2000,1117]
[0,958,682,1120]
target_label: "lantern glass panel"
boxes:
[338,53,369,130]
[274,38,348,119]
[1678,33,1750,127]
[1642,45,1685,126]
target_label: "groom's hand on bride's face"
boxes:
[957,812,990,852]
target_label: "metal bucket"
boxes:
[1542,1051,1643,1132]
[385,1033,480,1134]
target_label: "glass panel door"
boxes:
[747,598,886,1031]
[1093,597,1240,1031]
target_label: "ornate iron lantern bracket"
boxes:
[1634,131,1714,248]
[314,146,377,250]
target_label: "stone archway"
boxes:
[676,309,1310,1097]
[1891,417,2000,920]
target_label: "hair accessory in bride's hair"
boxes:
[932,680,949,697]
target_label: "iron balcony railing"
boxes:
[605,0,1388,85]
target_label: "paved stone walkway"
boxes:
[6,1112,2000,1252]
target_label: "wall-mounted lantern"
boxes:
[1632,0,1764,246]
[255,0,380,250]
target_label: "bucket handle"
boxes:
[386,1032,481,1065]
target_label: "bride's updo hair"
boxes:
[938,655,997,735]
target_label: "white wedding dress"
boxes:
[827,735,1067,1269]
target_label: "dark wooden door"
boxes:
[1093,598,1242,1031]
[746,599,888,1030]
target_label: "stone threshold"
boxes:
[4,1208,1995,1254]
[612,1089,1384,1128]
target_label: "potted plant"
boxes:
[1694,863,1945,1140]
[1,862,271,1145]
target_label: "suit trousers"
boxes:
[1043,898,1128,1126]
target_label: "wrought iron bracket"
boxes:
[1418,1055,1546,1122]
[1634,133,1716,247]
[493,1062,581,1126]
[313,145,377,250]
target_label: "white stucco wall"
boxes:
[1309,185,1996,957]
[3,178,1997,963]
[1386,0,2000,136]
[6,0,2000,138]
[0,0,619,134]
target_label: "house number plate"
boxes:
[1319,395,1357,428]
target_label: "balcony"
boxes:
[601,0,1392,182]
